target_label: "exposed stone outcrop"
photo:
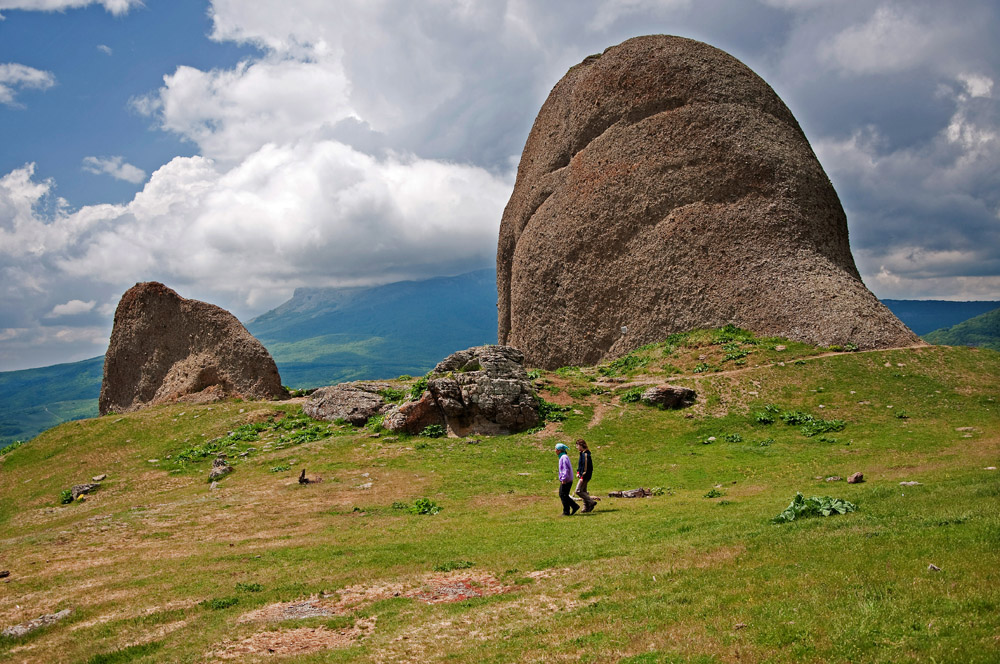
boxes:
[640,385,696,409]
[497,35,920,369]
[71,483,100,500]
[382,345,539,436]
[99,282,285,415]
[209,456,233,481]
[2,609,72,638]
[303,382,393,426]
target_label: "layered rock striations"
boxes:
[498,35,919,369]
[99,282,285,414]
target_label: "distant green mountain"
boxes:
[923,307,1000,350]
[0,356,103,448]
[247,269,498,387]
[881,299,1000,335]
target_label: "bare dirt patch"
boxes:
[213,617,375,660]
[406,572,515,604]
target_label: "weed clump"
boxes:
[199,596,239,610]
[772,493,857,523]
[410,498,441,515]
[421,424,446,438]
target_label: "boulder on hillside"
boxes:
[303,382,393,426]
[99,282,285,415]
[497,35,920,369]
[382,345,540,436]
[640,385,696,409]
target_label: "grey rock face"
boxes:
[303,382,392,426]
[71,483,100,500]
[99,282,285,415]
[640,385,697,409]
[383,345,540,436]
[209,456,233,481]
[2,609,72,638]
[497,35,920,369]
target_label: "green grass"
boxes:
[0,341,997,662]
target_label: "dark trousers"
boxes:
[559,481,579,514]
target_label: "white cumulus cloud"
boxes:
[46,299,96,317]
[82,156,147,184]
[0,62,55,107]
[0,0,141,15]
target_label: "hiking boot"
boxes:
[570,502,580,515]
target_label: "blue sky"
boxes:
[0,0,998,371]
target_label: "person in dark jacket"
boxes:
[574,438,597,512]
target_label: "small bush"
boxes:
[433,560,474,572]
[421,424,446,438]
[410,498,441,515]
[526,369,542,380]
[410,375,430,399]
[397,374,413,381]
[0,440,25,457]
[537,398,570,422]
[772,493,857,523]
[754,411,776,424]
[704,488,725,498]
[59,489,74,505]
[236,582,263,593]
[378,387,406,403]
[620,387,644,403]
[758,438,775,447]
[366,414,385,432]
[724,433,743,443]
[800,418,846,437]
[845,342,860,352]
[199,596,239,610]
[895,410,910,419]
[270,464,290,473]
[391,501,409,510]
[693,362,712,374]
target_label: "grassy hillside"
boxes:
[0,356,103,449]
[1,332,997,663]
[923,306,1000,350]
[248,269,497,387]
[881,299,1000,335]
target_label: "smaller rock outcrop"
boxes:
[209,456,233,481]
[99,282,285,415]
[847,472,864,484]
[71,483,100,500]
[303,382,393,426]
[2,609,72,638]
[640,385,697,409]
[383,346,540,436]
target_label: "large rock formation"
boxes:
[99,282,285,414]
[382,345,539,436]
[498,35,919,369]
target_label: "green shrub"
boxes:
[799,418,846,437]
[410,498,441,515]
[410,374,430,399]
[772,493,857,523]
[724,433,743,443]
[366,414,385,432]
[0,440,25,457]
[199,596,239,610]
[421,424,446,438]
[537,398,570,422]
[704,488,725,498]
[693,362,712,373]
[270,464,290,473]
[526,369,542,380]
[378,387,406,403]
[59,489,74,505]
[620,387,644,403]
[236,582,263,592]
[391,501,409,510]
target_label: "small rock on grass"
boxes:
[899,481,921,486]
[1,609,72,638]
[92,474,107,482]
[0,570,9,579]
[928,564,941,572]
[825,476,842,482]
[847,472,864,484]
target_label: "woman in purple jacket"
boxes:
[555,443,579,516]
